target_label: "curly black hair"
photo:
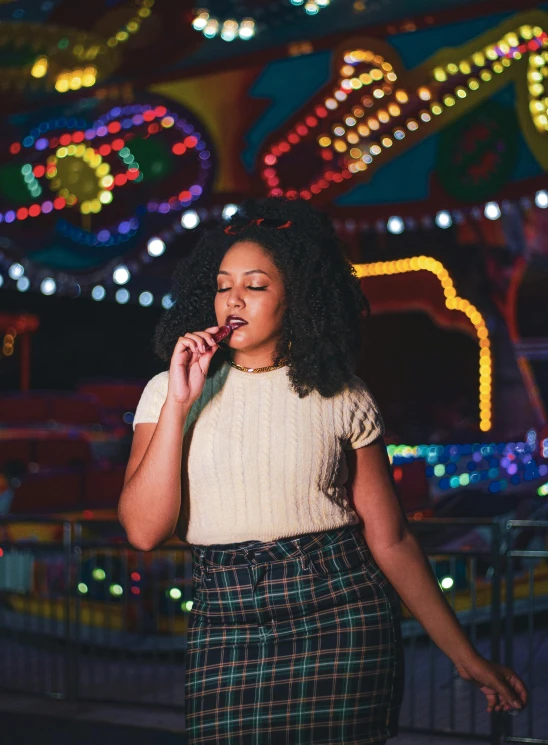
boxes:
[153,196,369,398]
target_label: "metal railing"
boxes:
[0,516,546,743]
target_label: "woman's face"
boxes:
[215,240,286,363]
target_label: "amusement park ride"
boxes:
[1,3,548,637]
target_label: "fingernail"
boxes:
[513,700,521,708]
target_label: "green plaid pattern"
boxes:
[185,524,404,745]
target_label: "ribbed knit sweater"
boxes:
[132,361,384,545]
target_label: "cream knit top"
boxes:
[132,361,384,545]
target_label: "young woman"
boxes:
[119,197,527,745]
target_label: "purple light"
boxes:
[540,465,548,476]
[42,201,53,213]
[97,229,110,241]
[5,211,15,223]
[0,213,3,223]
[472,451,482,462]
[110,107,122,117]
[122,118,133,129]
[158,203,170,214]
[84,129,96,139]
[500,457,509,469]
[35,138,48,150]
[118,221,130,234]
[190,185,202,196]
[147,202,158,212]
[96,126,108,137]
[507,463,518,475]
[132,115,144,125]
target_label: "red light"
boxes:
[29,204,41,217]
[288,133,300,144]
[270,188,283,196]
[154,106,167,117]
[310,184,320,194]
[305,116,318,127]
[99,144,111,156]
[72,131,84,143]
[33,165,45,178]
[393,467,403,483]
[0,548,3,557]
[279,142,290,153]
[53,197,66,209]
[143,110,155,122]
[9,142,21,155]
[49,137,59,148]
[131,587,141,595]
[147,123,159,134]
[264,154,277,165]
[286,190,298,198]
[131,572,141,582]
[172,143,187,155]
[342,169,352,179]
[17,207,28,220]
[179,189,191,201]
[114,173,127,186]
[263,168,275,178]
[59,134,71,146]
[300,190,311,200]
[315,106,328,118]
[108,122,121,134]
[267,177,279,187]
[296,125,308,136]
[333,173,343,183]
[83,510,93,519]
[321,150,334,161]
[126,168,139,181]
[111,138,124,151]
[184,136,197,148]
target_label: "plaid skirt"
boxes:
[185,524,404,745]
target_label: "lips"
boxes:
[226,315,248,327]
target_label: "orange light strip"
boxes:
[354,256,492,432]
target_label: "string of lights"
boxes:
[355,257,492,432]
[192,0,332,42]
[388,431,548,496]
[260,14,548,199]
[3,0,154,94]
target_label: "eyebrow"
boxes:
[217,269,270,277]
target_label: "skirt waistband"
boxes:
[192,524,361,566]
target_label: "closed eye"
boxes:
[216,286,268,292]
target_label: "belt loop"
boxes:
[291,538,310,571]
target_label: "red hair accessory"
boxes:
[224,217,293,235]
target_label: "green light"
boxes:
[183,600,193,611]
[449,476,460,488]
[434,465,445,477]
[78,582,88,594]
[109,583,123,596]
[538,483,548,497]
[440,577,454,590]
[92,568,106,581]
[21,164,32,176]
[459,473,470,486]
[119,148,130,158]
[169,587,182,600]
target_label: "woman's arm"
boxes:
[345,440,527,712]
[118,399,190,551]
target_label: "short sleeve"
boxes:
[132,372,169,431]
[342,375,385,450]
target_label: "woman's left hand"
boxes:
[455,653,528,713]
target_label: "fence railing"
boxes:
[0,516,546,744]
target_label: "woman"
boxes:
[119,197,527,745]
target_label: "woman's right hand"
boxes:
[167,326,220,407]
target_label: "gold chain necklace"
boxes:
[227,359,287,373]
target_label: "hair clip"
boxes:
[224,217,293,235]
